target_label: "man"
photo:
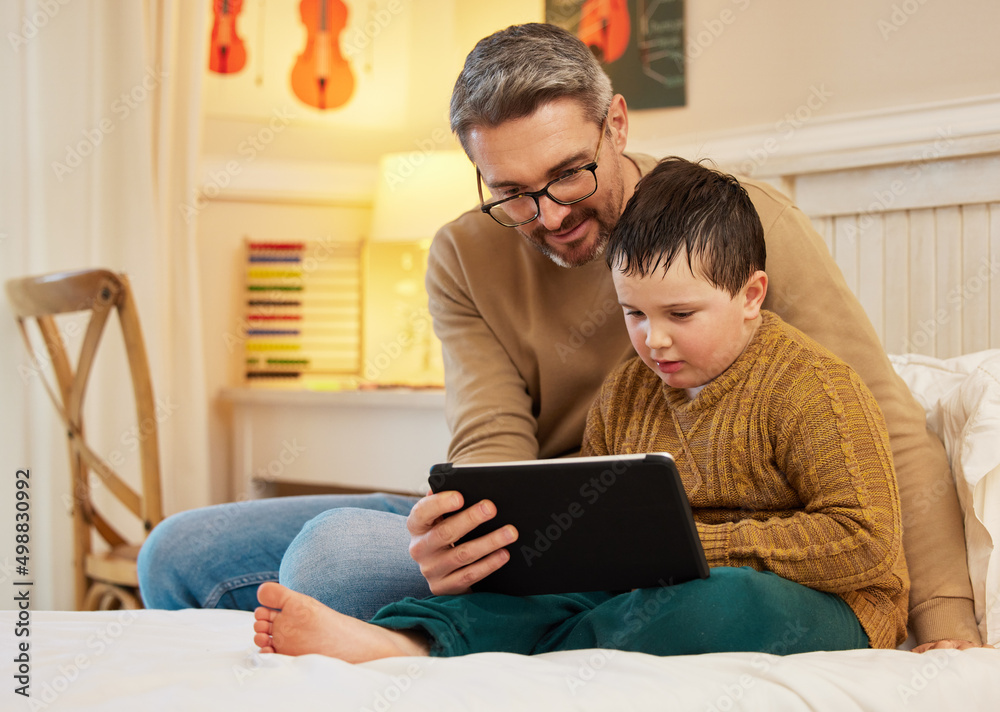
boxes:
[139,23,980,652]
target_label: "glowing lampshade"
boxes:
[370,150,480,242]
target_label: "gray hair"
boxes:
[450,23,614,155]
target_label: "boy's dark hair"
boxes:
[606,158,765,297]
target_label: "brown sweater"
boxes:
[426,152,978,644]
[580,311,910,649]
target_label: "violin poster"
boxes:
[201,1,410,129]
[546,0,685,110]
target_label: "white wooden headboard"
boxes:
[633,94,1000,359]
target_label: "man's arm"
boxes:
[749,180,980,645]
[405,216,538,594]
[425,219,541,464]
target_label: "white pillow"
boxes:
[890,350,1000,646]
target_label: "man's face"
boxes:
[466,98,628,268]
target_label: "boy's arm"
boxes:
[750,182,979,644]
[697,364,904,593]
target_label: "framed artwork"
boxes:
[546,0,686,110]
[202,0,411,129]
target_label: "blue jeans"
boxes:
[136,493,429,619]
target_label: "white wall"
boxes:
[196,0,545,501]
[4,0,997,610]
[628,0,1000,147]
[199,0,546,165]
[195,0,1000,504]
[197,1,1000,166]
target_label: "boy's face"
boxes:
[612,254,766,390]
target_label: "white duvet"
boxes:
[6,351,1000,711]
[3,609,998,711]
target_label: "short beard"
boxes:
[521,206,611,268]
[521,154,625,269]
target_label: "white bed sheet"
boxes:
[4,609,998,711]
[6,352,999,710]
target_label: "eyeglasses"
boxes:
[476,117,608,228]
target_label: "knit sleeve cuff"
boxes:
[908,595,982,646]
[696,522,732,568]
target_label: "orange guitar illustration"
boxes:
[578,0,631,64]
[290,0,355,110]
[209,0,247,74]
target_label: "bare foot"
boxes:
[253,582,430,662]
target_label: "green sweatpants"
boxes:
[369,566,868,657]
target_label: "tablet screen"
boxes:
[428,453,709,596]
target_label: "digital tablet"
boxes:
[428,453,709,596]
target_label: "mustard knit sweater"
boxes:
[581,311,910,649]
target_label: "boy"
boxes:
[252,158,909,660]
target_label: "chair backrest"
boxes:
[6,269,163,606]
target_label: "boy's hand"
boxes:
[406,491,518,595]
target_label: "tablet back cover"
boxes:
[428,454,709,596]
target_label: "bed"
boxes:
[4,349,999,711]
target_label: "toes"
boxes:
[256,581,293,609]
[254,606,277,622]
[253,619,272,634]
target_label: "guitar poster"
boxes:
[546,0,686,110]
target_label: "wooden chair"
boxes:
[6,269,164,610]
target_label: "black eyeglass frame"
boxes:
[476,117,609,228]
